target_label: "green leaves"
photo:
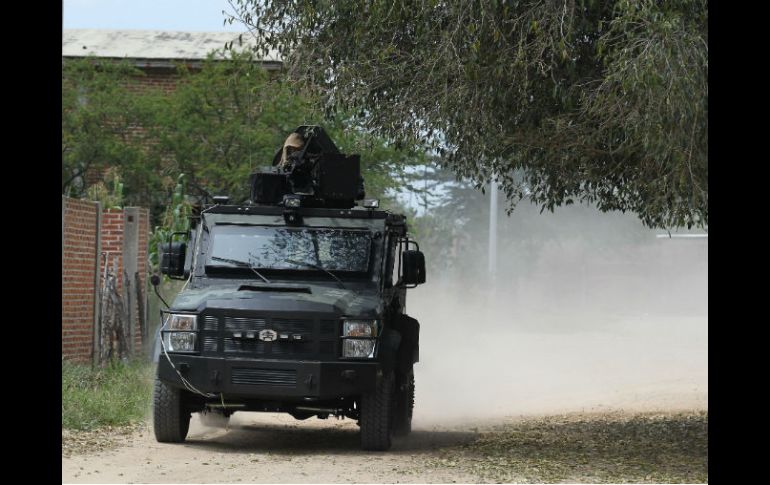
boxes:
[115,50,324,206]
[64,49,431,233]
[148,174,193,273]
[62,58,149,200]
[227,0,708,229]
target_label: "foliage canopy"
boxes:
[228,0,708,228]
[62,59,148,199]
[62,51,431,222]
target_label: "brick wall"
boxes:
[124,66,187,94]
[62,198,99,363]
[62,198,150,363]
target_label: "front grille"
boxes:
[272,318,312,332]
[199,312,339,360]
[224,316,267,331]
[320,320,337,336]
[203,336,218,352]
[203,316,219,331]
[224,338,266,353]
[319,341,335,354]
[231,368,297,387]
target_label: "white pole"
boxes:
[488,178,498,280]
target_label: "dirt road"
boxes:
[62,408,707,483]
[62,412,482,483]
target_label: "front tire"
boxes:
[153,377,190,443]
[360,372,395,451]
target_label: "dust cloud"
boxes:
[407,203,707,426]
[198,409,232,429]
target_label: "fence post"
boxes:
[62,196,66,361]
[92,202,102,367]
[61,196,65,356]
[123,207,139,355]
[143,209,149,355]
[61,196,65,276]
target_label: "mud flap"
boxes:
[395,315,420,373]
[378,328,401,374]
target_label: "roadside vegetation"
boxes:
[62,359,154,431]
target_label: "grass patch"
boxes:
[62,358,155,431]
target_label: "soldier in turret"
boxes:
[278,132,305,170]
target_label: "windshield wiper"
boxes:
[209,256,271,284]
[285,259,347,290]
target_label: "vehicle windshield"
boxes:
[206,225,372,273]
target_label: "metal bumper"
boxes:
[157,354,379,400]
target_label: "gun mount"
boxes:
[249,126,365,209]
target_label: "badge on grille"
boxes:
[259,329,278,342]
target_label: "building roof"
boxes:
[62,29,281,68]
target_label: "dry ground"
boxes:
[62,409,706,483]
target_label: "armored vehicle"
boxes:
[153,126,425,451]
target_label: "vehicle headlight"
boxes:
[164,313,197,331]
[164,332,197,352]
[342,319,378,358]
[162,313,198,352]
[343,320,378,337]
[342,339,376,358]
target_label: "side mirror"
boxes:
[402,250,426,286]
[160,241,186,278]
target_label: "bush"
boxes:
[61,358,154,431]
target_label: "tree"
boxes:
[62,59,148,198]
[140,51,312,204]
[143,50,431,206]
[63,51,432,223]
[227,0,708,229]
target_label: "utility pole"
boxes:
[488,178,498,283]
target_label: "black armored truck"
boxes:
[153,126,425,451]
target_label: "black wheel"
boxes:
[153,377,191,443]
[360,371,395,451]
[393,368,414,436]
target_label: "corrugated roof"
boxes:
[62,29,281,62]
